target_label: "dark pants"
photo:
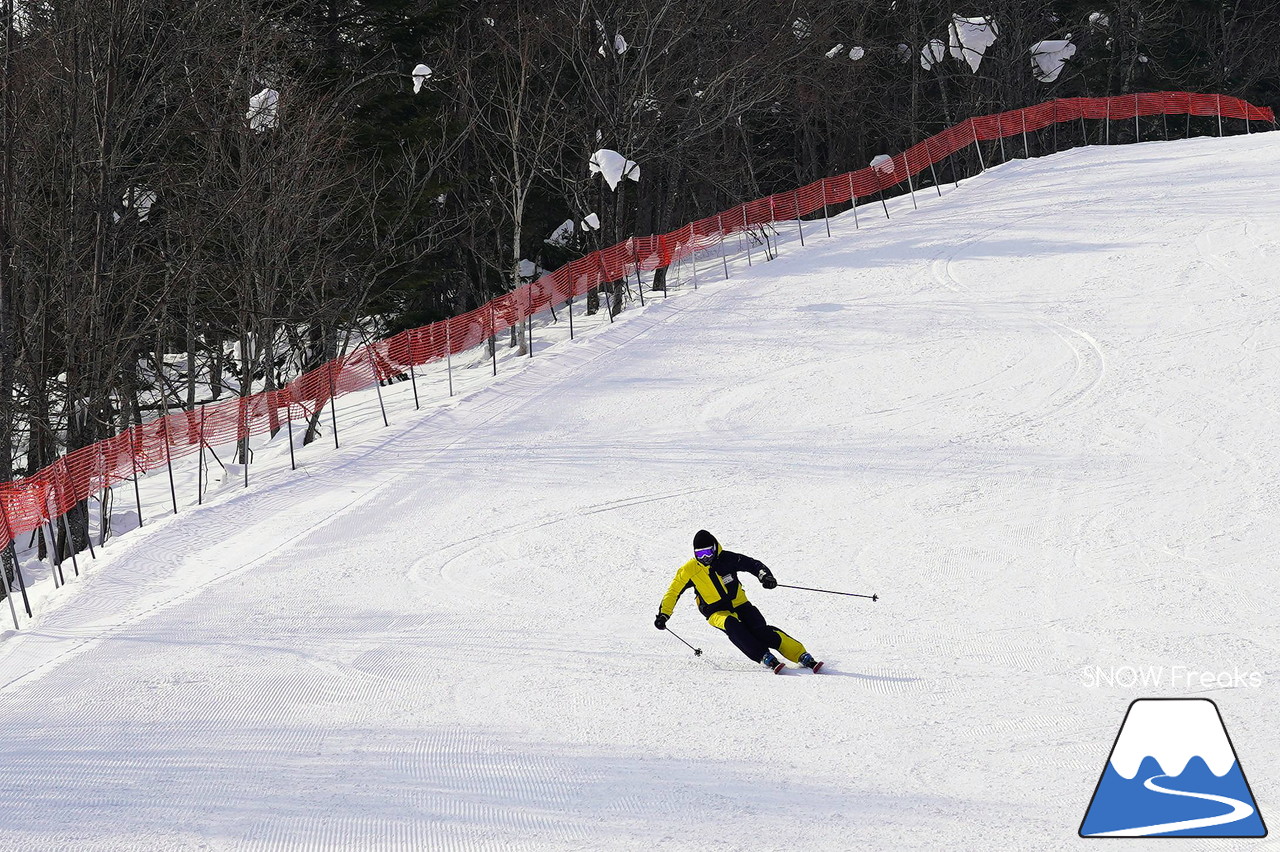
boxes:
[718,603,798,663]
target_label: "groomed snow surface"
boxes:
[3,132,1280,851]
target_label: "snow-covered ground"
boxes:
[2,131,1279,851]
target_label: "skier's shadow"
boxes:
[821,669,923,684]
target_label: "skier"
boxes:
[654,530,823,673]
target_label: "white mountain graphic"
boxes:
[1081,698,1267,838]
[1109,698,1236,779]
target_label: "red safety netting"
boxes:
[0,92,1273,549]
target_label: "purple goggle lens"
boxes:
[694,546,716,563]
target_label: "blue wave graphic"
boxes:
[1081,755,1266,837]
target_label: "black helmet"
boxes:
[693,530,720,565]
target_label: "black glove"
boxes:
[760,571,777,589]
[654,612,669,630]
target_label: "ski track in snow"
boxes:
[2,134,1280,850]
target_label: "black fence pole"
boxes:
[793,190,805,245]
[61,458,95,562]
[0,505,25,624]
[130,428,144,528]
[847,172,861,229]
[286,404,297,472]
[904,152,918,209]
[77,471,96,561]
[970,119,986,172]
[768,197,779,254]
[634,253,645,306]
[371,358,389,427]
[1,550,17,628]
[0,502,31,618]
[240,400,249,489]
[94,445,109,549]
[926,139,943,196]
[356,328,390,428]
[197,405,206,504]
[327,362,341,449]
[59,513,79,577]
[12,553,30,617]
[490,304,499,374]
[161,416,178,514]
[44,519,63,587]
[445,323,455,397]
[718,215,730,278]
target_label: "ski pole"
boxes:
[776,583,878,601]
[666,627,703,656]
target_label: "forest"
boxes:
[0,0,1277,564]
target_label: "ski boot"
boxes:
[760,652,785,674]
[799,652,824,673]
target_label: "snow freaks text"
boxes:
[1080,666,1264,690]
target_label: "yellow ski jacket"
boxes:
[659,549,770,630]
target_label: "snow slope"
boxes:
[2,132,1279,851]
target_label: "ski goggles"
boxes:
[694,546,717,564]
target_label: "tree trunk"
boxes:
[1,4,14,481]
[210,345,223,400]
[263,320,281,437]
[0,0,14,597]
[302,324,335,446]
[238,324,252,463]
[185,281,197,409]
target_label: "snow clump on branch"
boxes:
[948,15,999,72]
[589,149,640,190]
[920,38,947,70]
[1030,39,1076,82]
[545,219,575,248]
[116,187,157,223]
[518,259,545,279]
[595,21,628,56]
[412,64,432,93]
[247,88,279,132]
[598,34,628,55]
